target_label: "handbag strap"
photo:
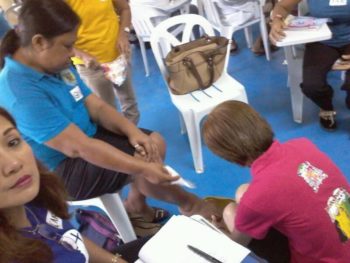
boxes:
[183,53,215,90]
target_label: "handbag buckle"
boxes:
[207,56,214,67]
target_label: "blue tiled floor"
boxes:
[128,31,350,216]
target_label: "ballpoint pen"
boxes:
[187,244,223,263]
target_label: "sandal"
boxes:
[128,207,170,224]
[230,39,239,53]
[131,220,162,237]
[332,55,350,71]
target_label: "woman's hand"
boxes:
[269,16,286,44]
[117,31,131,60]
[137,162,180,185]
[128,132,162,163]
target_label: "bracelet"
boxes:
[270,13,284,21]
[111,253,122,263]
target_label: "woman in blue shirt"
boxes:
[270,0,350,131]
[0,107,126,263]
[0,0,220,223]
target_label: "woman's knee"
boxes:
[150,131,166,156]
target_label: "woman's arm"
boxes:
[44,122,174,184]
[85,94,162,163]
[83,236,128,263]
[222,202,252,246]
[269,0,302,43]
[85,94,137,138]
[272,0,301,19]
[112,0,132,56]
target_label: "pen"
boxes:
[187,245,223,263]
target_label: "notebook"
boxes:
[134,215,262,263]
[276,16,332,47]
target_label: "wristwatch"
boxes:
[123,26,131,33]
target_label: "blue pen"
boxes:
[187,244,223,263]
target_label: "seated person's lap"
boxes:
[55,126,152,200]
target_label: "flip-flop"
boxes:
[332,55,350,71]
[131,220,162,237]
[128,207,170,224]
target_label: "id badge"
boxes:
[329,0,347,6]
[70,86,84,102]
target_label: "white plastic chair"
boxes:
[3,0,21,27]
[150,14,248,173]
[130,1,190,76]
[69,193,137,243]
[197,0,271,61]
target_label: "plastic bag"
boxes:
[101,54,128,86]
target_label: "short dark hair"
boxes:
[0,0,80,67]
[202,101,274,166]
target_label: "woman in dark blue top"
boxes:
[0,107,128,263]
[270,0,350,131]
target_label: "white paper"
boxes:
[137,215,251,263]
[165,165,196,189]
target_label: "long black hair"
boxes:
[0,0,80,68]
[0,107,70,263]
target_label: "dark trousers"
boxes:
[248,229,290,263]
[301,42,350,111]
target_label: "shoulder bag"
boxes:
[165,35,229,95]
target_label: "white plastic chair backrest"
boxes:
[3,1,20,27]
[198,0,222,28]
[150,14,215,82]
[199,0,262,29]
[130,3,168,38]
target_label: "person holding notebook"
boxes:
[270,0,350,131]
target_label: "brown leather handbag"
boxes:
[165,35,229,95]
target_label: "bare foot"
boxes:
[179,199,223,221]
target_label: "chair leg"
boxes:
[220,26,234,71]
[284,46,304,123]
[290,81,304,124]
[179,113,187,134]
[100,193,137,243]
[138,37,150,77]
[244,27,253,48]
[181,111,204,173]
[341,70,346,81]
[259,18,271,61]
